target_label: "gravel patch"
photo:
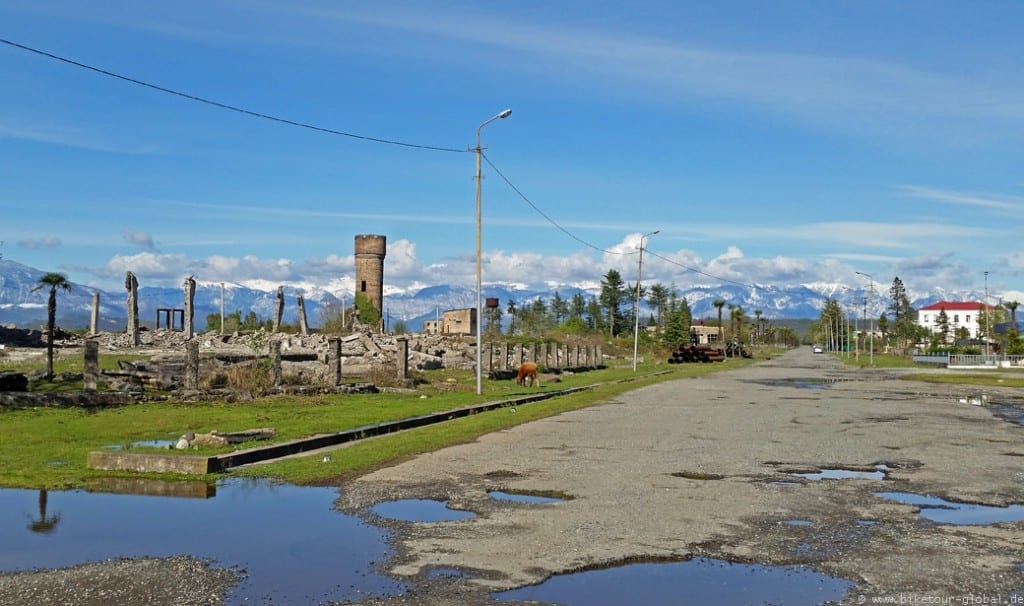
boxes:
[0,555,241,606]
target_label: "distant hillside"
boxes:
[0,259,981,332]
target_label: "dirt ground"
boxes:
[334,347,1024,605]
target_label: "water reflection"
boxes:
[0,479,405,604]
[27,490,60,535]
[492,557,853,605]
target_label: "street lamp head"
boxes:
[498,109,512,119]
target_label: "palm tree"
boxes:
[32,272,72,380]
[754,310,763,345]
[1005,301,1019,327]
[712,299,726,346]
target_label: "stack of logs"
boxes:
[667,344,726,364]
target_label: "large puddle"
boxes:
[0,479,404,604]
[876,492,1024,525]
[1,479,861,604]
[492,557,854,605]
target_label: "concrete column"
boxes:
[539,342,548,370]
[515,343,525,367]
[185,339,199,390]
[596,345,603,367]
[499,342,509,370]
[296,295,309,336]
[270,340,282,386]
[329,337,342,386]
[528,342,537,363]
[90,292,100,336]
[125,271,140,347]
[397,337,409,380]
[273,286,284,332]
[84,339,99,391]
[183,276,196,340]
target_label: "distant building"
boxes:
[917,301,998,341]
[689,324,721,345]
[422,308,478,336]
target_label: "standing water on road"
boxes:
[0,478,405,604]
[492,557,853,605]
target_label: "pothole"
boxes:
[488,490,568,504]
[491,556,853,605]
[670,471,726,481]
[370,499,475,522]
[875,492,1024,525]
[793,465,889,481]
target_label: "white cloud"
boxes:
[124,230,156,251]
[17,236,61,249]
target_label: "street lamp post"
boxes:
[633,230,659,372]
[984,270,990,359]
[474,109,512,395]
[855,271,875,367]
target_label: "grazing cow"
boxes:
[515,362,539,387]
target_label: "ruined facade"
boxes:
[354,234,386,322]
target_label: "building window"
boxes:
[361,280,367,292]
[954,314,959,323]
[966,315,971,323]
[923,314,929,323]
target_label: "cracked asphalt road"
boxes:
[337,347,1024,605]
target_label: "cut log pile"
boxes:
[667,344,726,363]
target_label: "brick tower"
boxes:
[354,234,387,322]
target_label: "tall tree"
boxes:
[647,283,670,328]
[550,291,569,327]
[661,291,692,348]
[505,299,518,336]
[712,299,726,346]
[599,269,630,337]
[887,276,917,353]
[569,292,587,321]
[32,272,72,380]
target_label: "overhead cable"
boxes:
[0,37,466,153]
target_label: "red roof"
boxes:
[918,300,997,312]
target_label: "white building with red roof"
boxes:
[916,300,998,341]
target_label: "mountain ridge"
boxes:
[0,259,983,331]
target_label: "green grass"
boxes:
[0,356,762,489]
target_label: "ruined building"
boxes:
[354,234,386,329]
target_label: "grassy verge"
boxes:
[0,356,762,489]
[899,373,1024,388]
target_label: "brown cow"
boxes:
[515,362,539,387]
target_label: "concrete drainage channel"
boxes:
[87,385,597,474]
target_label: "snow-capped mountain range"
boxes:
[0,259,981,331]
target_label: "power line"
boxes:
[483,152,755,288]
[482,153,629,256]
[0,37,466,153]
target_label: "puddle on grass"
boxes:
[876,492,1024,525]
[371,499,475,522]
[492,557,853,605]
[794,465,889,481]
[0,479,404,604]
[785,519,813,526]
[104,439,178,451]
[489,490,565,504]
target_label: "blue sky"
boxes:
[2,1,1023,301]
